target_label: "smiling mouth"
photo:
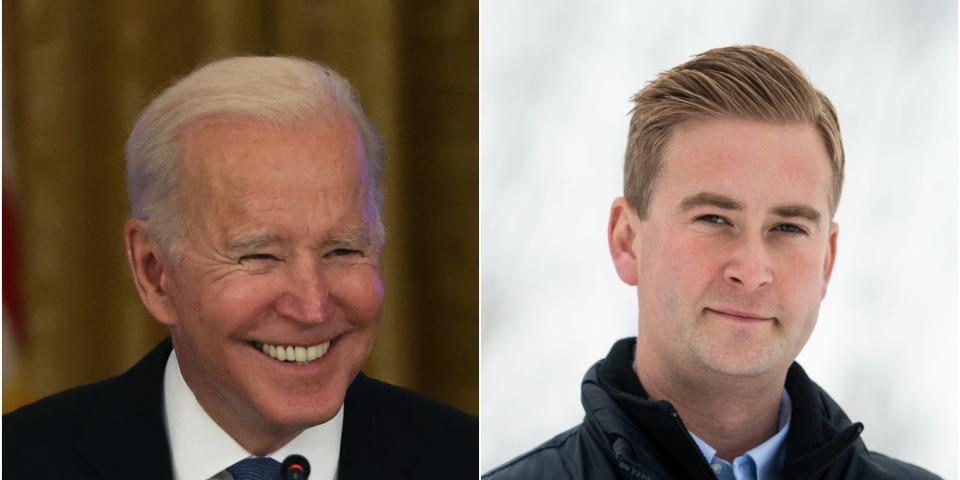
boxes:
[252,340,332,365]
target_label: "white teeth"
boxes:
[256,340,331,364]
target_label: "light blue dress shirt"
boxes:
[690,391,792,480]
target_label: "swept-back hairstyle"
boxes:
[126,56,383,256]
[624,45,843,218]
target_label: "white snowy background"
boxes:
[480,1,957,477]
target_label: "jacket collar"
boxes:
[72,338,413,479]
[584,338,883,480]
[780,362,870,479]
[74,338,175,479]
[338,372,416,477]
[584,338,719,479]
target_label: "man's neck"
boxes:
[206,407,301,456]
[633,350,786,461]
[178,369,303,456]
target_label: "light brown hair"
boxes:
[624,45,844,218]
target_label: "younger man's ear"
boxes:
[124,219,177,326]
[608,197,641,286]
[821,221,839,299]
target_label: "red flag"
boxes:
[3,179,32,412]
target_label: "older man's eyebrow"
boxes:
[772,204,821,224]
[321,227,373,248]
[678,192,743,212]
[226,234,285,252]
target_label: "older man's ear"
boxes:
[608,197,641,286]
[124,219,177,327]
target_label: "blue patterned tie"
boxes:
[227,457,281,480]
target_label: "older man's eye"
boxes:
[239,253,280,263]
[328,248,361,257]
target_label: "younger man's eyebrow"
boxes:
[772,204,821,224]
[678,192,743,212]
[678,193,823,225]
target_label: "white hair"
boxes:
[126,56,384,258]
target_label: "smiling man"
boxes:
[4,57,476,479]
[484,46,937,479]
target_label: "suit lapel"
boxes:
[73,339,175,479]
[338,372,414,479]
[70,347,420,479]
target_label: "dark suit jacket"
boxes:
[3,338,478,479]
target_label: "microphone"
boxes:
[281,454,311,480]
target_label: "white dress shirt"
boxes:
[163,350,343,480]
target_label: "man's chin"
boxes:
[262,392,345,428]
[692,344,786,379]
[704,360,779,379]
[243,346,365,428]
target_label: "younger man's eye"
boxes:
[696,214,728,225]
[774,224,807,235]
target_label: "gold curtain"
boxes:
[3,0,478,415]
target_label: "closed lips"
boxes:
[707,308,771,320]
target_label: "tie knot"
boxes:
[227,457,282,480]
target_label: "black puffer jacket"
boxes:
[484,338,940,480]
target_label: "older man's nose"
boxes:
[723,235,773,292]
[275,267,330,324]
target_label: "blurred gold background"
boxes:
[3,1,478,415]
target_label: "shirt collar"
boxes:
[163,349,343,480]
[690,390,792,480]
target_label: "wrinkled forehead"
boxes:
[174,113,373,231]
[179,112,367,190]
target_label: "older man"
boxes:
[484,46,937,479]
[4,57,476,479]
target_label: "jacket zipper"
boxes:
[668,407,724,479]
[614,408,720,480]
[616,457,657,480]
